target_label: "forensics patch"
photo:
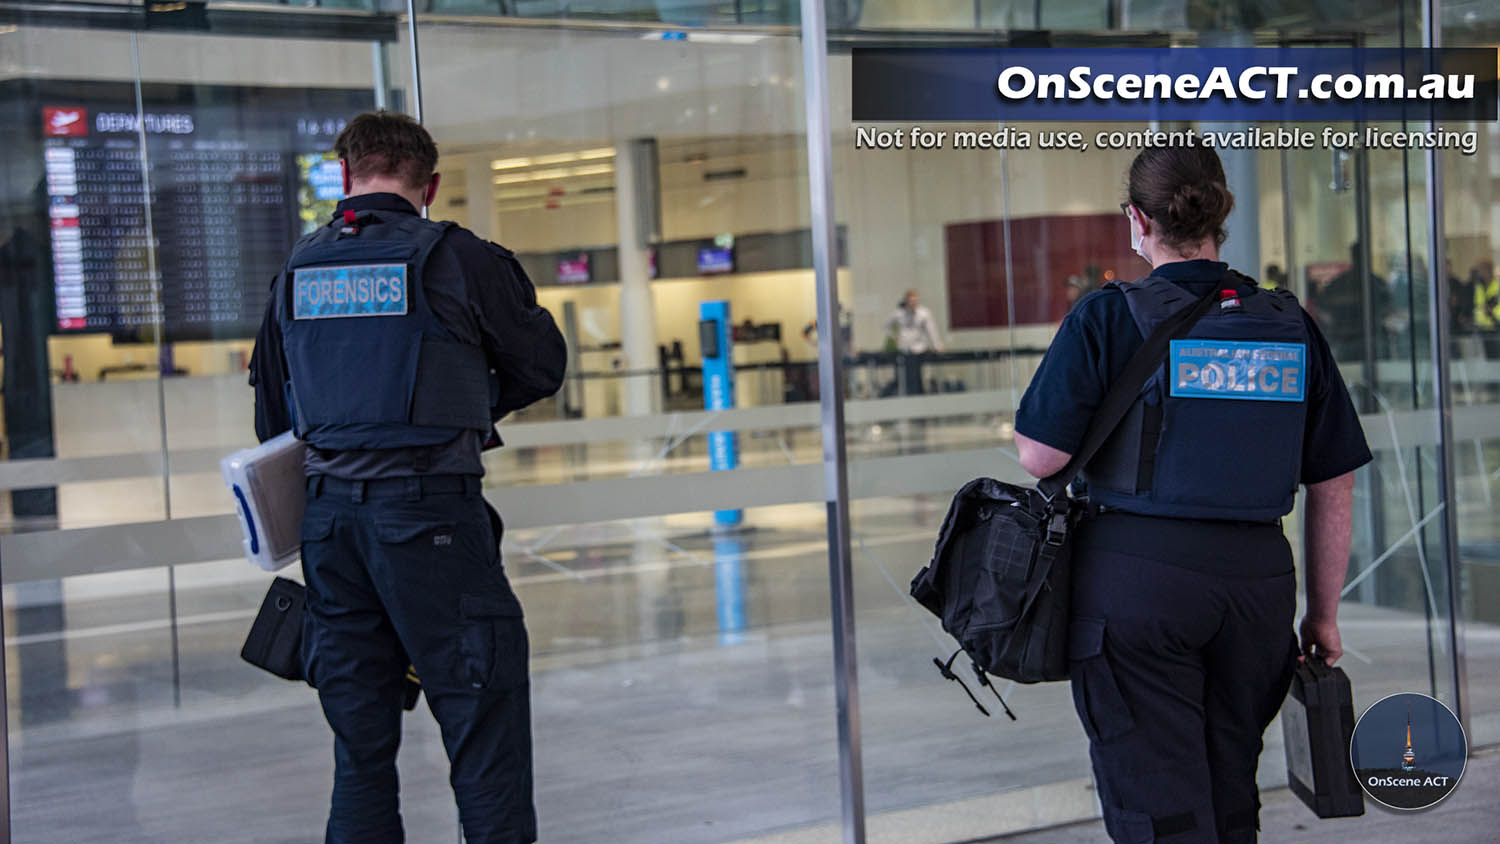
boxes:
[1169,340,1306,402]
[292,264,408,319]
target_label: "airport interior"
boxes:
[1,1,1499,841]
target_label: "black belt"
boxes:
[1090,503,1280,529]
[308,474,481,502]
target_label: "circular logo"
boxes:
[1350,692,1467,811]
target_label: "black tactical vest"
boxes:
[1084,274,1310,521]
[278,211,491,451]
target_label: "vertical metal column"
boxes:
[1421,0,1469,731]
[132,33,182,710]
[371,42,390,111]
[798,2,865,842]
[1,567,10,842]
[405,0,424,124]
[398,10,453,838]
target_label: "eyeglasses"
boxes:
[1121,202,1150,220]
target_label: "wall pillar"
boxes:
[464,153,496,240]
[615,139,661,418]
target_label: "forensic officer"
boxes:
[1013,146,1371,843]
[250,110,566,844]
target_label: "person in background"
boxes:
[885,288,943,395]
[886,288,943,355]
[1013,145,1370,844]
[802,303,853,350]
[250,111,565,844]
[1261,263,1288,291]
[1311,242,1390,363]
[1474,259,1500,357]
[1449,260,1475,338]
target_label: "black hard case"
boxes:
[1281,660,1364,818]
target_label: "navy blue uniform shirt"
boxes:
[250,193,567,478]
[1015,260,1372,572]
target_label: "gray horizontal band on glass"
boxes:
[4,389,1497,583]
[0,396,1492,495]
[0,447,1022,585]
[0,391,1018,491]
[1,401,1496,583]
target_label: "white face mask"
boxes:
[1130,215,1148,262]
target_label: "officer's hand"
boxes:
[1298,616,1343,666]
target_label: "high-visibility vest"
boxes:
[1477,277,1500,330]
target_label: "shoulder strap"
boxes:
[1037,282,1220,500]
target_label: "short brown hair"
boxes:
[334,110,438,190]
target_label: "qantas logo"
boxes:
[44,107,88,137]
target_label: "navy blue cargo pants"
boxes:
[1067,523,1299,844]
[300,474,536,844]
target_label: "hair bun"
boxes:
[1126,146,1235,251]
[1166,181,1233,241]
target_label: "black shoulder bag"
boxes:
[909,283,1219,713]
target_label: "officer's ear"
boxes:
[340,158,352,197]
[1129,205,1152,238]
[424,172,442,208]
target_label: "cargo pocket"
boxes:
[1067,616,1135,743]
[297,513,335,689]
[458,593,528,692]
[1101,805,1155,844]
[301,511,335,544]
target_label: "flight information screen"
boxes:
[29,82,373,340]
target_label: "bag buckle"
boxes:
[1045,512,1069,546]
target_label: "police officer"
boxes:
[1013,146,1371,843]
[250,111,566,844]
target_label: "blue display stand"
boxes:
[699,300,741,525]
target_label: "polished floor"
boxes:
[989,745,1500,844]
[7,488,1500,844]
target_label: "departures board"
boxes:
[13,80,373,341]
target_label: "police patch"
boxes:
[1169,339,1307,402]
[292,264,408,319]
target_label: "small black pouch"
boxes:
[241,577,423,710]
[241,576,307,682]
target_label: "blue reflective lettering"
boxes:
[292,264,408,319]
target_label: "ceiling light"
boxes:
[532,152,579,166]
[570,164,614,177]
[530,168,570,181]
[576,147,616,160]
[491,157,532,170]
[493,172,531,185]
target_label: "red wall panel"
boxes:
[945,214,1143,328]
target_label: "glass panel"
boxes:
[828,27,1449,841]
[415,17,837,843]
[2,18,179,843]
[831,57,1150,844]
[1439,12,1500,747]
[2,9,410,841]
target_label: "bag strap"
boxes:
[1037,280,1222,500]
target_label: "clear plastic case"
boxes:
[220,431,307,571]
